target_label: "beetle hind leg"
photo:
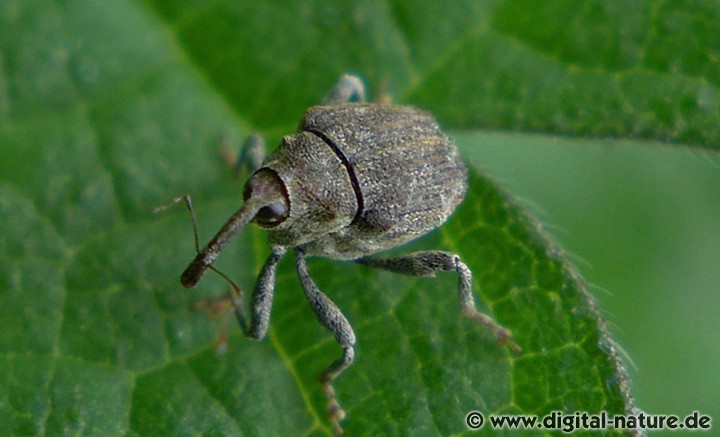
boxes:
[357,251,521,353]
[296,248,357,434]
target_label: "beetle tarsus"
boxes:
[323,377,347,435]
[319,347,355,435]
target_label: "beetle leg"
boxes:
[222,133,266,177]
[357,251,521,353]
[295,248,357,434]
[322,74,367,105]
[234,245,288,340]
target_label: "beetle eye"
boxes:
[254,202,287,227]
[243,168,290,228]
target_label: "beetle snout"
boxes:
[181,255,205,288]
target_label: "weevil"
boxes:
[161,74,519,433]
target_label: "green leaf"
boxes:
[5,0,718,434]
[403,1,720,149]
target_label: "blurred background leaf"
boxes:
[1,0,718,435]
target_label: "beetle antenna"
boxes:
[180,201,261,288]
[154,194,245,294]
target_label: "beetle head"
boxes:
[180,132,358,288]
[261,132,358,247]
[180,169,289,288]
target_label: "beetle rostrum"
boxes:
[171,74,519,434]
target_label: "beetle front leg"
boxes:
[295,248,356,434]
[233,245,288,340]
[357,251,521,353]
[220,133,267,176]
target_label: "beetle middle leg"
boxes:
[357,251,521,353]
[295,248,356,434]
[323,74,367,105]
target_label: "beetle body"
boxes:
[262,104,467,259]
[169,75,517,434]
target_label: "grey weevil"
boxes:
[163,74,520,433]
